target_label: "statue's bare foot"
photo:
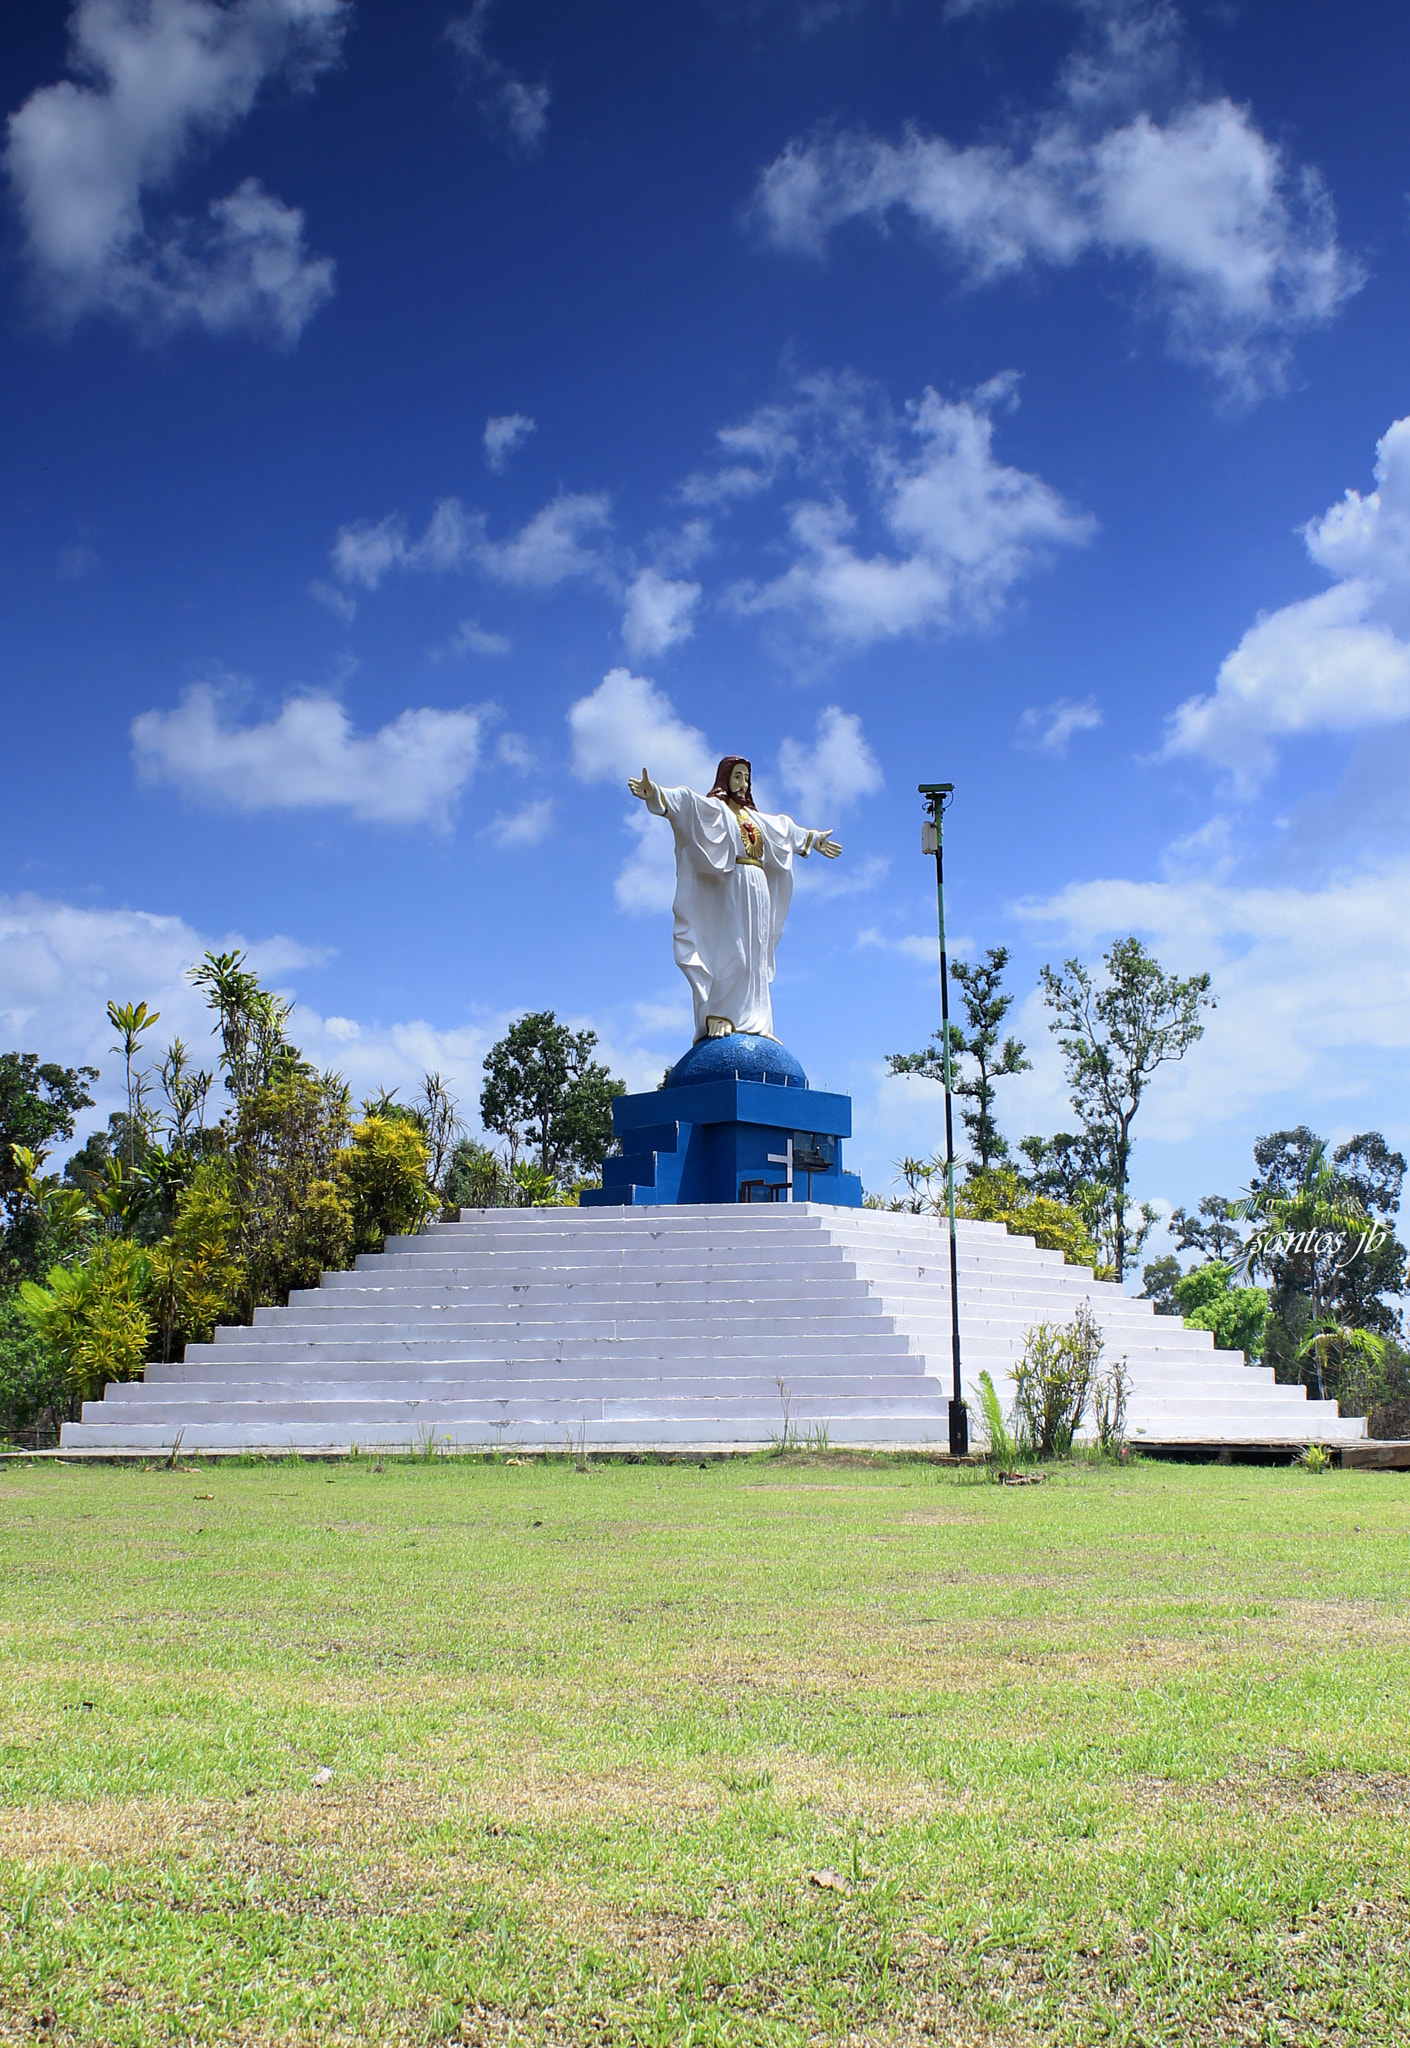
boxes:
[705,1016,736,1038]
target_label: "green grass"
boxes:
[1,1453,1408,2046]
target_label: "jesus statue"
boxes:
[628,755,842,1044]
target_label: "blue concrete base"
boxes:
[582,1037,863,1208]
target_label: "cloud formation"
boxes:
[131,682,490,830]
[483,411,536,470]
[0,892,539,1149]
[0,892,320,1137]
[447,1,550,155]
[479,797,555,848]
[1018,695,1103,754]
[569,668,716,793]
[622,568,702,656]
[6,0,345,344]
[1164,417,1410,790]
[567,670,886,913]
[1016,857,1410,1139]
[752,64,1357,397]
[725,375,1093,646]
[777,706,883,820]
[434,617,511,659]
[330,492,611,594]
[476,492,612,588]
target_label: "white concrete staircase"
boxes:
[60,1206,1365,1454]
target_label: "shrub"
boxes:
[975,1369,1017,1467]
[234,1068,354,1306]
[1174,1261,1270,1360]
[0,1291,72,1445]
[1011,1301,1129,1458]
[146,1161,246,1357]
[18,1239,153,1405]
[441,1139,512,1213]
[956,1168,1099,1270]
[340,1116,436,1253]
[1013,1305,1099,1459]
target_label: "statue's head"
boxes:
[709,755,753,806]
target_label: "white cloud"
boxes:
[0,892,321,1143]
[679,406,802,506]
[752,95,1357,397]
[1015,859,1410,1138]
[1018,694,1103,753]
[447,1,549,156]
[857,927,938,964]
[1164,418,1410,790]
[479,797,555,849]
[483,412,536,471]
[310,578,357,623]
[567,672,889,914]
[568,668,717,793]
[329,498,481,589]
[621,568,702,656]
[6,0,345,344]
[130,682,490,830]
[476,492,613,588]
[496,731,533,768]
[776,705,883,819]
[434,617,511,659]
[732,379,1092,645]
[568,669,718,917]
[0,891,661,1152]
[331,490,610,595]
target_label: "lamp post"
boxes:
[919,782,968,1458]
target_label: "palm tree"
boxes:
[106,1000,161,1168]
[1295,1320,1386,1408]
[1230,1141,1369,1397]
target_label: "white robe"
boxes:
[645,784,814,1042]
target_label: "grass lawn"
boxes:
[1,1454,1408,2047]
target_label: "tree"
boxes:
[887,1157,1098,1268]
[441,1139,512,1213]
[146,1163,245,1361]
[1169,1193,1245,1264]
[413,1072,467,1192]
[340,1116,436,1253]
[1139,1254,1183,1316]
[1233,1128,1407,1395]
[19,1239,153,1406]
[1172,1262,1270,1361]
[1036,937,1214,1280]
[886,945,1030,1171]
[0,1053,99,1283]
[480,1013,624,1185]
[106,1001,161,1166]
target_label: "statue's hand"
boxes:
[813,829,842,860]
[628,767,657,805]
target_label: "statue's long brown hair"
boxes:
[708,755,753,806]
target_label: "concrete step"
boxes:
[60,1206,1362,1453]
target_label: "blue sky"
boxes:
[3,0,1409,1234]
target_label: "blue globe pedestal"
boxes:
[581,1034,863,1208]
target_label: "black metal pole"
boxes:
[921,784,968,1458]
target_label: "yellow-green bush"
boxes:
[340,1115,436,1253]
[18,1238,153,1403]
[147,1161,246,1357]
[956,1167,1100,1269]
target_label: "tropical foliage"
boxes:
[0,969,623,1445]
[1141,1125,1409,1421]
